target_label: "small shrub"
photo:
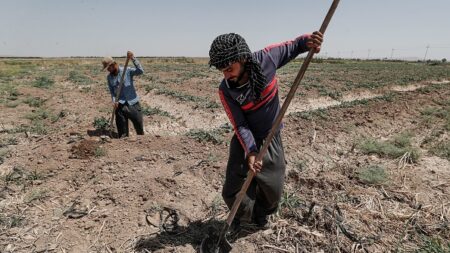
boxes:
[24,97,46,107]
[186,129,223,144]
[357,165,388,185]
[93,116,110,131]
[4,166,23,184]
[68,71,90,84]
[416,237,450,253]
[30,121,48,135]
[9,215,25,228]
[51,110,67,123]
[8,89,20,99]
[358,133,420,162]
[392,132,414,148]
[430,141,450,161]
[293,160,307,171]
[27,170,43,181]
[26,109,49,121]
[207,152,220,163]
[0,137,18,147]
[277,191,303,217]
[154,88,219,108]
[187,123,232,144]
[94,146,106,157]
[420,106,450,133]
[6,101,20,108]
[292,108,329,120]
[24,189,47,203]
[33,76,54,89]
[0,215,25,228]
[142,106,173,118]
[80,86,91,93]
[209,195,225,217]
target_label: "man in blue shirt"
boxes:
[102,51,145,138]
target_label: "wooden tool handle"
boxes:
[110,56,131,134]
[225,0,340,227]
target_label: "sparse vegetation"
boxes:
[3,166,22,184]
[279,59,450,94]
[51,110,67,123]
[23,112,49,135]
[277,191,303,217]
[420,101,450,131]
[27,170,44,181]
[2,87,20,101]
[3,167,45,185]
[1,58,449,251]
[32,121,48,135]
[24,189,47,203]
[0,214,25,228]
[24,97,46,107]
[0,137,18,147]
[357,165,388,185]
[5,100,20,108]
[153,86,219,108]
[186,123,231,144]
[94,146,106,157]
[26,109,49,121]
[68,70,90,84]
[358,132,420,162]
[416,237,450,253]
[209,194,224,218]
[93,116,110,131]
[186,129,223,144]
[293,159,307,172]
[33,76,54,89]
[142,106,174,118]
[291,108,329,120]
[430,141,450,161]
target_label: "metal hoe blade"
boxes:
[199,234,232,253]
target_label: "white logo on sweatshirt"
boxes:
[236,94,246,104]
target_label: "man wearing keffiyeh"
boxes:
[209,31,323,233]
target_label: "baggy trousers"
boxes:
[115,102,144,138]
[222,131,286,223]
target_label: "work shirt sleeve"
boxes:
[107,77,116,103]
[219,88,258,155]
[129,57,144,77]
[264,34,310,69]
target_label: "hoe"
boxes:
[200,0,340,252]
[109,55,130,137]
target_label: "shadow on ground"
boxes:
[134,218,257,253]
[134,219,222,252]
[86,129,116,138]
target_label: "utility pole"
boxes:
[423,45,430,62]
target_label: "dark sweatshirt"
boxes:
[218,34,310,155]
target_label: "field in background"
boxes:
[0,58,449,252]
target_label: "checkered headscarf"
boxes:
[209,33,267,100]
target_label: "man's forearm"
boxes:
[131,57,144,75]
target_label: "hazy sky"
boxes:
[1,0,449,60]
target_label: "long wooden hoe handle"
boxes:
[110,56,131,136]
[224,0,341,228]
